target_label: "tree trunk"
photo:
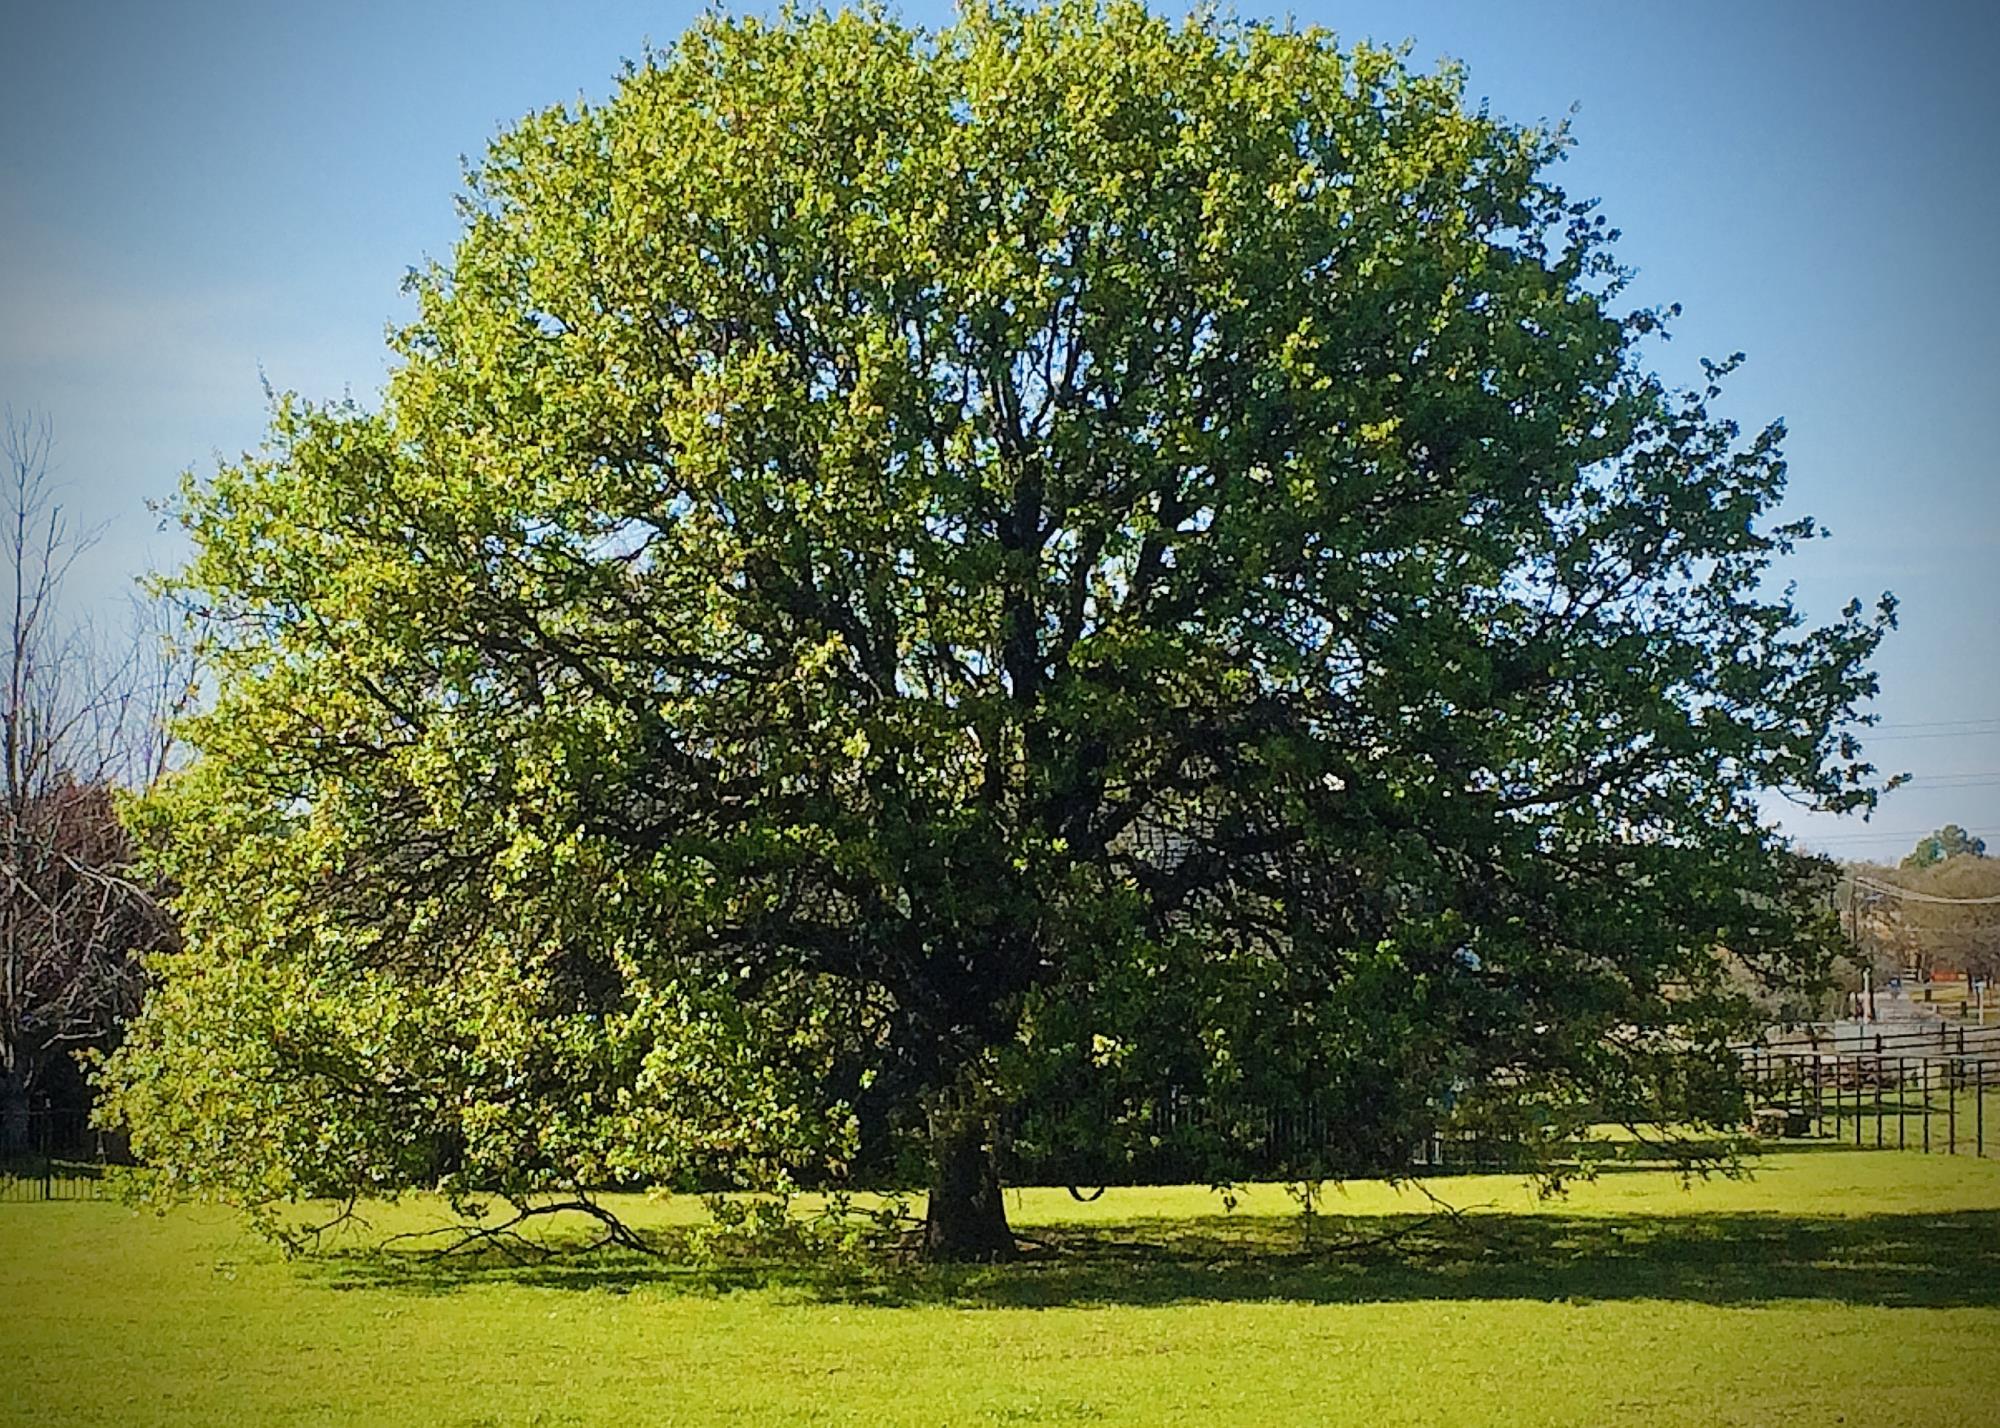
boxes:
[924,1109,1015,1262]
[1,1047,29,1158]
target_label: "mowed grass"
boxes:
[6,1151,2000,1426]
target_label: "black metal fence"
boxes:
[1741,1022,2000,1157]
[996,1091,1532,1189]
[0,1106,110,1202]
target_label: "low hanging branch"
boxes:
[376,1197,661,1264]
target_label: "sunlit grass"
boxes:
[6,1150,2000,1425]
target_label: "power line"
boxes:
[1865,729,2000,742]
[1867,718,2000,732]
[1792,824,1976,844]
[1803,828,1948,842]
[1859,929,2000,940]
[1847,874,2000,906]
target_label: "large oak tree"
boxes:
[103,2,1890,1259]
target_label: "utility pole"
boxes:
[1849,879,1877,1022]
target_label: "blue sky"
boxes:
[2,1,1994,862]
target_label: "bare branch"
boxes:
[1,411,183,1151]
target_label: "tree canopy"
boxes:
[102,1,1893,1259]
[1902,824,1987,870]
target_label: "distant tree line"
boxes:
[1848,827,1998,991]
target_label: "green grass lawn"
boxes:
[6,1150,2000,1426]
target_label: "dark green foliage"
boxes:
[101,2,1892,1255]
[1903,825,1988,869]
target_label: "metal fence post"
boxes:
[1834,1054,1844,1141]
[1808,1029,1820,1137]
[1950,1056,1959,1154]
[1874,1035,1884,1149]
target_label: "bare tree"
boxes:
[0,412,188,1153]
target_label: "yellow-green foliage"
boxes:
[106,0,1896,1249]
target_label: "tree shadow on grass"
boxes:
[305,1208,2000,1312]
